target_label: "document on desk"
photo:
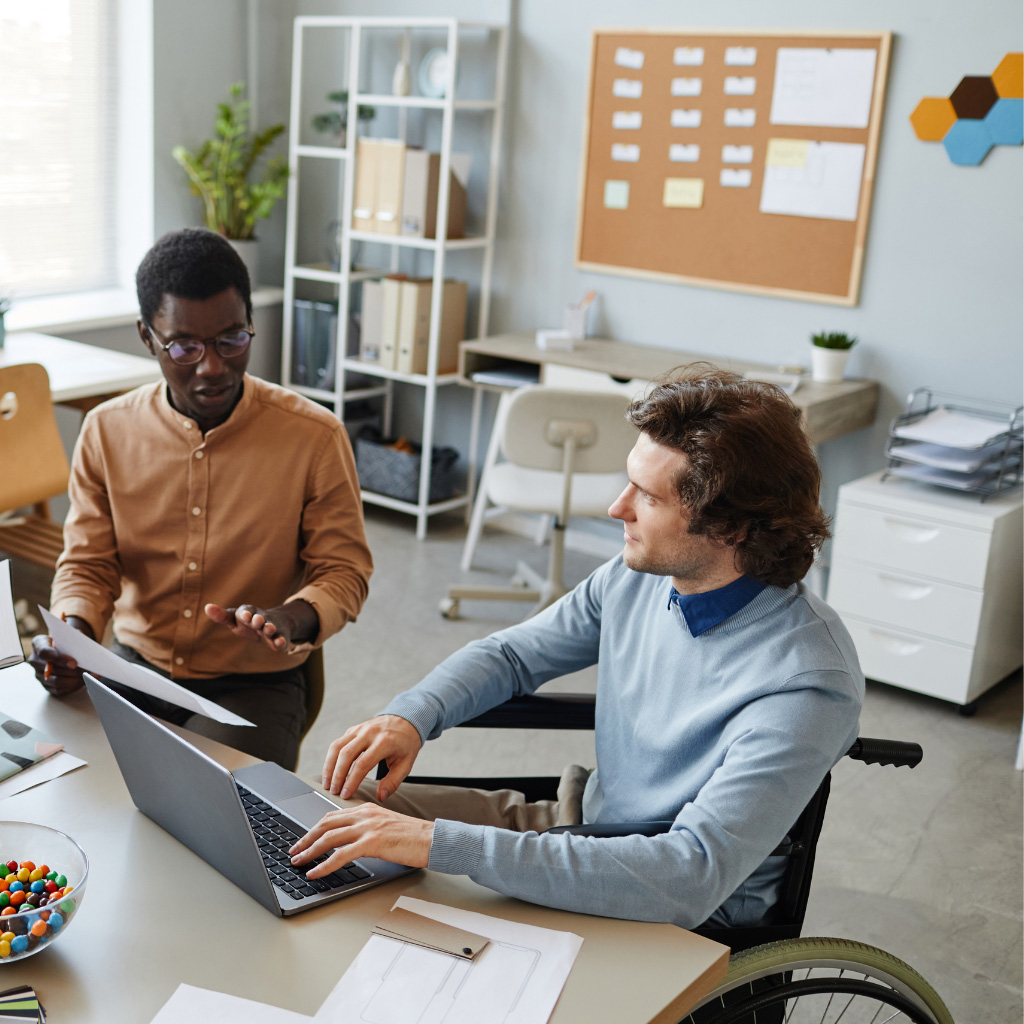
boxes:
[0,751,87,801]
[150,983,313,1023]
[39,607,255,727]
[314,896,583,1024]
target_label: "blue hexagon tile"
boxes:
[984,98,1024,146]
[942,119,993,166]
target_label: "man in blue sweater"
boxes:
[289,365,864,929]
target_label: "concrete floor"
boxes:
[9,507,1022,1023]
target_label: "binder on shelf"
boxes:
[360,281,384,362]
[352,138,379,232]
[379,276,407,370]
[374,140,406,235]
[401,150,468,240]
[395,279,468,376]
[291,299,316,386]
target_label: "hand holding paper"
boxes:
[39,607,254,727]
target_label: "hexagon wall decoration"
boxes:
[911,52,1024,165]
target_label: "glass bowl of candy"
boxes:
[0,822,88,962]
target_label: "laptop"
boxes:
[84,673,416,916]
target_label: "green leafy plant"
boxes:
[811,330,857,351]
[311,90,376,142]
[172,83,289,240]
[0,295,11,317]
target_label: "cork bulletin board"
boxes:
[575,28,892,305]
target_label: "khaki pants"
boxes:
[355,765,592,833]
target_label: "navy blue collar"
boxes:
[666,575,767,636]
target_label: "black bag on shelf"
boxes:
[354,427,459,504]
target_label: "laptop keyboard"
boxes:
[235,782,372,901]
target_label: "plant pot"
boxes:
[228,238,260,287]
[810,345,850,383]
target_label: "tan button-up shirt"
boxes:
[51,375,372,678]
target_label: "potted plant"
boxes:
[810,330,857,383]
[172,82,289,284]
[311,90,376,147]
[0,294,11,350]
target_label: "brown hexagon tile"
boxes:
[910,96,957,140]
[992,52,1023,99]
[950,76,999,118]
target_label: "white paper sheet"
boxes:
[724,76,756,95]
[722,144,754,163]
[0,561,22,669]
[724,108,756,127]
[725,46,757,66]
[314,896,583,1024]
[611,143,640,163]
[770,47,877,128]
[612,110,642,130]
[671,77,702,97]
[0,751,87,801]
[670,109,701,129]
[759,140,865,222]
[612,78,642,99]
[614,46,644,70]
[150,983,313,1023]
[669,144,700,162]
[889,438,1018,472]
[673,46,704,66]
[891,408,1013,450]
[720,168,752,188]
[40,607,255,726]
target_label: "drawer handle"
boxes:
[869,629,923,656]
[877,574,934,601]
[882,517,941,544]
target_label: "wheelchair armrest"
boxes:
[545,821,674,838]
[461,693,596,731]
[846,737,923,768]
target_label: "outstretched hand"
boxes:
[205,599,319,652]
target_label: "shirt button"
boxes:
[192,507,201,516]
[184,422,193,429]
[194,450,204,459]
[183,609,193,618]
[188,562,198,571]
[175,657,184,666]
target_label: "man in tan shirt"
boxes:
[30,229,373,767]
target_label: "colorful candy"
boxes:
[0,856,80,960]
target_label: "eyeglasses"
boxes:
[145,324,254,366]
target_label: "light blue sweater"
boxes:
[382,557,864,929]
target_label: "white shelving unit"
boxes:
[281,17,508,538]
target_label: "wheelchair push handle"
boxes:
[846,737,922,768]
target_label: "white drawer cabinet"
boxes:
[827,471,1023,709]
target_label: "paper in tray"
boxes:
[888,438,1020,473]
[887,462,1010,490]
[892,407,1011,450]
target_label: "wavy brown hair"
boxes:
[626,363,830,587]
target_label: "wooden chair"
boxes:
[0,363,70,571]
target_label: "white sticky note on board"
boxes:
[673,46,704,66]
[663,178,704,208]
[669,143,700,162]
[770,48,877,128]
[611,143,640,162]
[720,168,753,187]
[612,78,643,99]
[724,76,756,95]
[671,77,702,97]
[722,144,754,163]
[766,138,809,168]
[725,46,757,66]
[603,180,629,209]
[725,108,756,127]
[760,140,865,221]
[612,110,642,130]
[615,46,645,70]
[670,108,702,129]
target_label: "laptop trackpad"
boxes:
[277,791,342,831]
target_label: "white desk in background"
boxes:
[0,662,729,1023]
[0,332,161,412]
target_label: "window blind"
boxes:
[0,0,118,300]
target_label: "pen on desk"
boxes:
[44,613,68,679]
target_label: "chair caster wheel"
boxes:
[439,597,460,620]
[957,700,978,717]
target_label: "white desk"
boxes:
[0,663,729,1023]
[0,332,161,411]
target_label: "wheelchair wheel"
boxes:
[682,937,953,1024]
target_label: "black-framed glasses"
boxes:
[145,323,254,366]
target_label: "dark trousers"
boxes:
[109,641,306,770]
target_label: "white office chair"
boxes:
[441,386,636,620]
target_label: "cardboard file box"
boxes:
[401,150,467,240]
[378,276,407,370]
[359,281,384,362]
[395,279,468,376]
[374,140,406,235]
[352,138,378,232]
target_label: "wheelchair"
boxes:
[386,692,954,1024]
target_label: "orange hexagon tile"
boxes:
[910,96,957,141]
[992,52,1023,98]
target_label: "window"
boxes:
[0,0,119,299]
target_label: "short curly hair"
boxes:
[136,228,252,325]
[626,363,830,587]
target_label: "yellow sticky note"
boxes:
[766,138,810,168]
[663,178,704,209]
[604,180,629,209]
